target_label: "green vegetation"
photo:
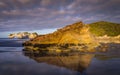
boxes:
[89,21,120,36]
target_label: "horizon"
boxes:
[0,20,120,38]
[0,28,57,38]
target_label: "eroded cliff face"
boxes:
[23,21,99,52]
[24,22,97,44]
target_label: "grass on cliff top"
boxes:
[89,21,120,36]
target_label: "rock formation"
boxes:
[23,21,120,53]
[24,22,96,44]
[8,32,38,39]
[23,21,98,52]
[8,34,15,39]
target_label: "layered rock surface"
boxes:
[23,21,98,52]
[24,22,96,44]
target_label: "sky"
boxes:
[0,0,120,38]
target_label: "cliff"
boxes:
[8,32,38,39]
[23,21,98,52]
[23,21,120,53]
[24,22,96,45]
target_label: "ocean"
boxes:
[0,38,120,75]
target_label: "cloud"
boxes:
[40,0,51,6]
[0,2,6,6]
[17,0,30,4]
[0,0,119,32]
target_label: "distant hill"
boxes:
[89,21,120,36]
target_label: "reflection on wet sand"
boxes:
[23,51,94,73]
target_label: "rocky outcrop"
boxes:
[8,32,38,39]
[23,21,99,52]
[28,33,38,39]
[8,34,15,39]
[25,22,96,44]
[22,21,120,54]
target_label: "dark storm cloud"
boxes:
[0,0,120,32]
